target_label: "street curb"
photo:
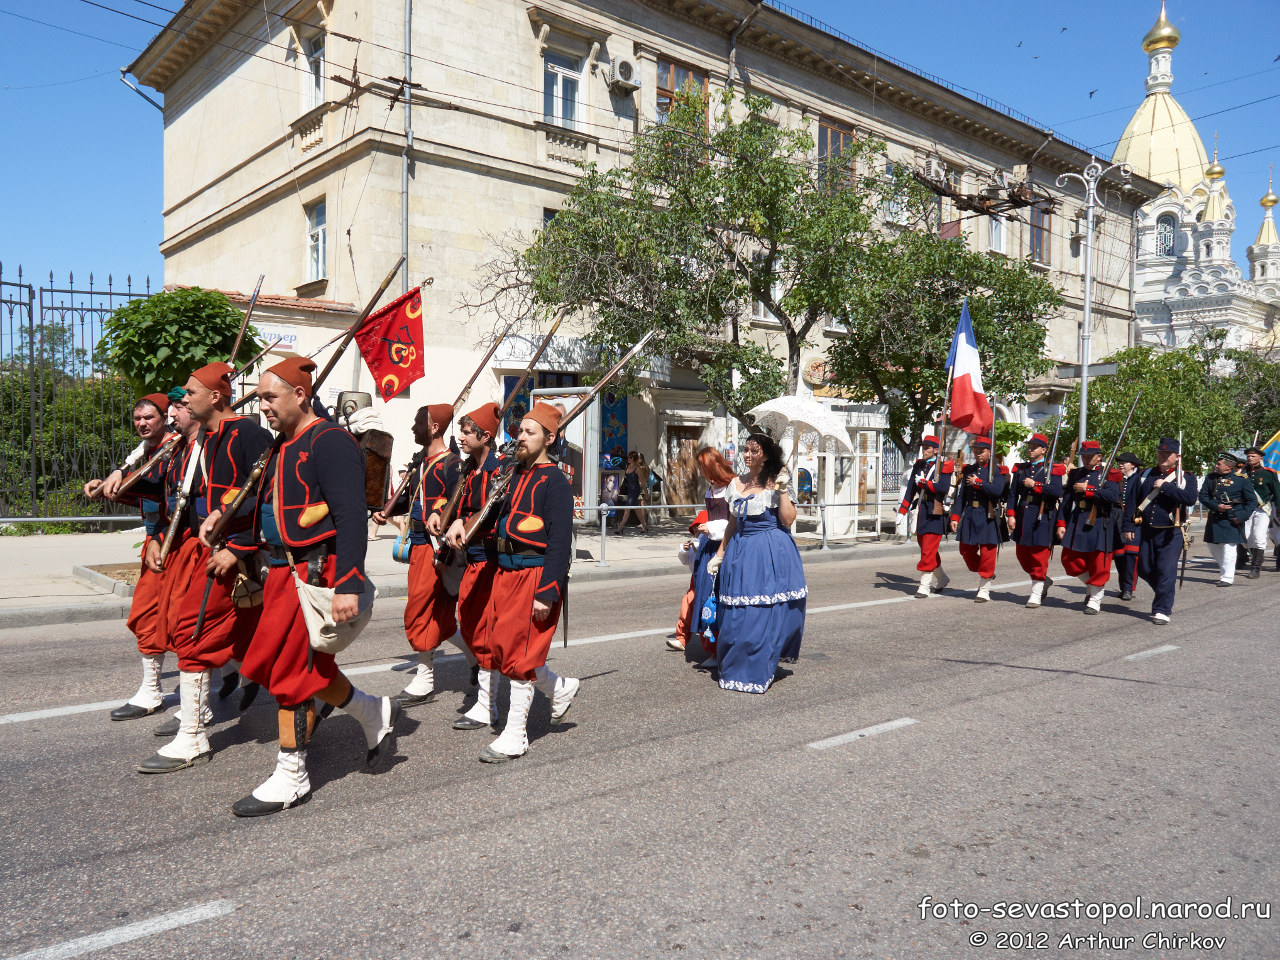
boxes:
[8,537,948,630]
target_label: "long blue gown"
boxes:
[714,485,806,693]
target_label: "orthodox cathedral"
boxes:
[1113,2,1280,349]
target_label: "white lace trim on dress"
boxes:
[718,587,808,606]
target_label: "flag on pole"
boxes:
[354,286,426,400]
[1262,427,1280,472]
[945,299,993,436]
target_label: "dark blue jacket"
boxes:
[899,456,954,537]
[950,462,1008,546]
[1058,464,1120,554]
[1134,468,1198,530]
[1006,459,1065,549]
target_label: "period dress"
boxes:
[714,482,807,693]
[689,483,730,654]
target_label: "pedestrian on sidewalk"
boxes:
[706,433,806,694]
[612,451,649,534]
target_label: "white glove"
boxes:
[345,406,386,435]
[772,468,791,495]
[707,555,723,576]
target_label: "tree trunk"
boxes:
[785,327,801,396]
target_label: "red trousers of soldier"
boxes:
[157,535,201,651]
[241,556,339,708]
[126,537,166,656]
[484,567,560,682]
[404,543,457,653]
[1061,547,1112,587]
[169,542,261,673]
[957,542,998,578]
[458,560,497,670]
[1015,544,1051,582]
[916,533,942,572]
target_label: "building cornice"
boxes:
[127,0,250,92]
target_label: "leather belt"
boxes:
[267,541,334,568]
[496,537,543,558]
[409,518,426,536]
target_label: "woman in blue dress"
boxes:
[707,433,806,693]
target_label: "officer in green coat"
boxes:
[1241,446,1280,577]
[1198,452,1258,587]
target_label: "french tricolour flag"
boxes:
[945,300,993,436]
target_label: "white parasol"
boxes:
[746,395,853,457]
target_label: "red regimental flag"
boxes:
[354,286,425,400]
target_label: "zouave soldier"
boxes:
[228,357,399,816]
[1113,453,1144,601]
[948,436,1008,602]
[1006,432,1066,609]
[1240,447,1280,578]
[1134,438,1198,624]
[897,434,954,598]
[1056,439,1120,615]
[1198,452,1257,588]
[478,402,579,763]
[137,362,270,774]
[86,393,176,720]
[373,403,461,706]
[439,402,505,731]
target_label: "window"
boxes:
[1030,205,1050,265]
[303,33,325,111]
[817,117,855,188]
[543,52,581,130]
[656,58,707,122]
[306,200,326,282]
[989,216,1005,254]
[1155,214,1177,257]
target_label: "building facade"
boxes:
[128,0,1159,522]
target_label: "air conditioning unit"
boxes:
[607,57,641,93]
[923,159,946,181]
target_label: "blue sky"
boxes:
[0,0,1276,287]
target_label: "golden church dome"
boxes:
[1142,1,1180,53]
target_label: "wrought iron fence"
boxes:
[0,264,152,521]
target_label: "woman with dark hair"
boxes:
[707,432,806,692]
[613,451,649,534]
[680,447,736,657]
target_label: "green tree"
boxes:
[468,89,924,420]
[1040,343,1242,475]
[822,229,1063,460]
[97,286,263,395]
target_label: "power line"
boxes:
[2,69,117,91]
[1054,64,1280,127]
[0,7,139,51]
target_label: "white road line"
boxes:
[0,697,172,727]
[1124,644,1180,661]
[808,579,1032,614]
[807,717,918,751]
[6,899,235,960]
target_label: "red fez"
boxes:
[191,362,233,396]
[972,436,992,450]
[139,392,170,415]
[921,435,940,447]
[1029,433,1049,447]
[689,509,709,534]
[526,401,563,435]
[428,403,455,431]
[266,356,317,394]
[464,402,499,439]
[1081,440,1102,453]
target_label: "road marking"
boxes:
[0,697,172,727]
[807,717,918,751]
[6,899,235,960]
[1124,644,1180,661]
[808,579,1032,614]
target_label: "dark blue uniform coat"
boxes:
[1135,468,1199,617]
[950,462,1009,546]
[899,457,954,537]
[1006,459,1065,549]
[1059,464,1119,554]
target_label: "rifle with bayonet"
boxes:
[1086,391,1141,527]
[1037,418,1064,519]
[429,311,566,543]
[1177,430,1192,589]
[190,258,404,641]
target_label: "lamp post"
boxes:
[1056,158,1131,447]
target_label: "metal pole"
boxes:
[598,503,609,567]
[402,0,413,296]
[818,499,830,551]
[1057,159,1131,450]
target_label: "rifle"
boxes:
[227,275,264,368]
[1176,429,1192,589]
[931,373,954,516]
[115,435,182,497]
[430,312,565,537]
[1087,391,1141,526]
[1037,418,1064,519]
[459,329,656,547]
[190,259,403,640]
[985,406,1000,522]
[226,338,288,410]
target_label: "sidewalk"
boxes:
[0,518,927,629]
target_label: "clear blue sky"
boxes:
[1,0,1276,288]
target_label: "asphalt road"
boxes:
[1,544,1277,959]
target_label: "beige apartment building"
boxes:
[129,0,1160,524]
